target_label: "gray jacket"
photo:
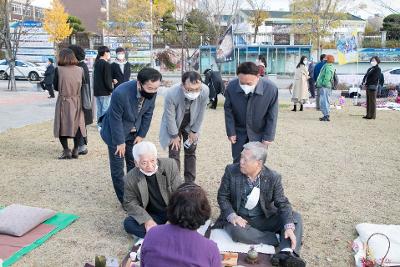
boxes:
[123,158,183,224]
[224,78,278,142]
[215,163,294,228]
[159,83,209,149]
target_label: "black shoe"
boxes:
[72,148,79,159]
[326,115,330,121]
[319,116,327,121]
[291,105,297,112]
[299,104,303,111]
[48,96,55,98]
[271,251,306,267]
[363,116,372,119]
[58,149,72,159]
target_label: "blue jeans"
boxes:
[96,96,111,122]
[319,87,331,117]
[107,137,135,204]
[124,212,167,238]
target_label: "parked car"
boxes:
[0,59,46,81]
[383,68,400,85]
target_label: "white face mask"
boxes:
[245,186,260,210]
[140,164,158,177]
[117,53,125,60]
[184,91,201,100]
[240,84,256,95]
[303,60,308,65]
[371,61,377,66]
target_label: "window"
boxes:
[24,7,32,17]
[390,69,400,75]
[0,61,8,66]
[16,61,26,67]
[12,3,22,15]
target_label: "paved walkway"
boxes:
[0,78,348,133]
[0,81,56,133]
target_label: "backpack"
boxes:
[331,70,338,90]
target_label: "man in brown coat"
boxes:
[123,141,183,238]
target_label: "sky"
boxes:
[34,0,400,19]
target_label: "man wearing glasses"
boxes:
[100,68,162,205]
[159,71,209,182]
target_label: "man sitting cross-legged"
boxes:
[215,141,306,267]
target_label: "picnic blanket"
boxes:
[0,211,78,267]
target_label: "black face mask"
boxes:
[139,87,156,99]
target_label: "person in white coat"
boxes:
[291,56,310,112]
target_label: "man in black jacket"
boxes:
[204,68,225,109]
[111,47,132,89]
[40,58,55,98]
[216,142,305,267]
[224,62,278,163]
[93,46,112,124]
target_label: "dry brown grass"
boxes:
[1,98,400,266]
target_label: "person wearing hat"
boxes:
[204,68,224,109]
[111,47,132,89]
[40,58,55,98]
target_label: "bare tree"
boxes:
[246,0,268,43]
[290,0,347,57]
[201,0,240,46]
[0,0,31,91]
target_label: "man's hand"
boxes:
[170,136,181,151]
[115,143,126,158]
[284,228,297,250]
[231,216,247,228]
[262,140,273,146]
[144,219,157,232]
[112,79,118,84]
[228,135,237,144]
[188,132,198,144]
[134,136,144,144]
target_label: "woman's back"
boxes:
[57,66,82,96]
[141,224,220,267]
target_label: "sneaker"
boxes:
[78,145,88,155]
[271,251,306,267]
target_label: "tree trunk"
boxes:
[254,26,259,43]
[8,60,16,91]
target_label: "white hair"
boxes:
[132,141,157,161]
[243,142,268,164]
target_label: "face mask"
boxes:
[117,53,125,60]
[240,84,256,95]
[371,61,377,66]
[184,91,200,100]
[140,164,158,177]
[140,87,156,99]
[245,186,260,210]
[303,60,308,65]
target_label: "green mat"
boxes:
[2,211,78,267]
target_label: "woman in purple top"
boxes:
[141,183,221,267]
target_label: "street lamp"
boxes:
[176,20,185,75]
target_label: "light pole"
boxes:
[150,0,154,67]
[176,20,185,75]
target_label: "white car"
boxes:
[0,59,46,81]
[383,68,400,85]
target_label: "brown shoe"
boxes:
[58,149,72,159]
